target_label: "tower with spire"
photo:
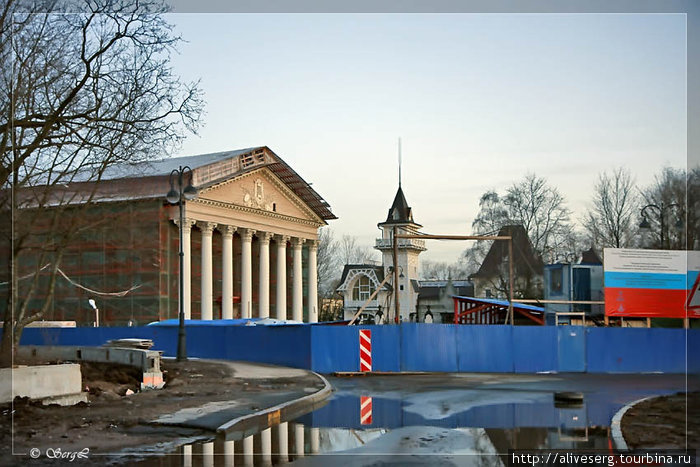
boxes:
[375,168,426,322]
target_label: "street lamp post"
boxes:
[639,203,682,249]
[166,166,197,362]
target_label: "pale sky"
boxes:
[166,13,687,263]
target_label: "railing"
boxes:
[375,238,426,249]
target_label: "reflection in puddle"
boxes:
[131,375,691,466]
[175,423,319,466]
[162,396,612,466]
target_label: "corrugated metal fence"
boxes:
[19,323,699,374]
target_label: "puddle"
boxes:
[124,373,693,465]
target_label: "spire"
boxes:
[384,186,414,224]
[398,137,402,189]
[379,139,421,227]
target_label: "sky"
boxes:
[165,13,687,264]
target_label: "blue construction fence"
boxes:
[18,323,700,374]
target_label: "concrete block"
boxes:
[0,364,83,404]
[18,345,165,391]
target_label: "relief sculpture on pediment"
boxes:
[243,178,274,211]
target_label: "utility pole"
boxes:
[393,226,400,324]
[508,231,514,325]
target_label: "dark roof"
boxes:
[418,280,474,300]
[470,225,544,278]
[580,247,602,265]
[379,186,419,226]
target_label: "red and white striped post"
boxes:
[360,396,373,425]
[359,329,372,372]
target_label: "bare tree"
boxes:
[419,259,470,280]
[338,234,377,265]
[503,173,572,262]
[462,174,573,270]
[0,0,204,365]
[640,167,693,250]
[583,167,639,249]
[316,227,340,298]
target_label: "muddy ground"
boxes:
[621,392,700,449]
[0,359,321,465]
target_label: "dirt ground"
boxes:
[621,392,700,449]
[0,358,320,464]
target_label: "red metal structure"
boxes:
[453,296,545,325]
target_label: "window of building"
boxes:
[352,275,374,301]
[550,266,563,294]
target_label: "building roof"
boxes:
[97,148,259,180]
[63,146,337,221]
[337,264,392,292]
[379,186,420,226]
[470,225,544,279]
[418,280,474,300]
[580,247,603,265]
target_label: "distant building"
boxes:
[469,225,544,299]
[338,184,426,323]
[416,280,474,323]
[336,264,391,324]
[543,248,604,325]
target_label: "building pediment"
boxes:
[196,167,324,225]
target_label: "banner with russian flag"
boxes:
[604,248,700,318]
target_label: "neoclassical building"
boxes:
[10,147,335,325]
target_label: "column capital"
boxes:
[217,224,237,238]
[307,239,319,250]
[258,231,274,244]
[291,237,305,248]
[240,228,256,241]
[173,217,196,233]
[197,221,217,235]
[275,234,290,244]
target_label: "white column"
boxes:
[261,427,272,466]
[240,228,255,319]
[199,221,217,320]
[219,225,236,319]
[182,444,192,467]
[275,235,289,320]
[307,240,318,323]
[258,232,273,319]
[310,427,320,454]
[174,218,196,319]
[224,440,235,467]
[277,421,289,463]
[294,423,305,458]
[243,435,254,466]
[292,238,304,322]
[202,441,214,467]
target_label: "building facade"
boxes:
[416,280,475,323]
[5,147,336,326]
[543,248,604,325]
